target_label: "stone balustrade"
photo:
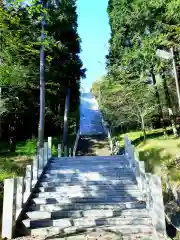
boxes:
[124,135,166,237]
[1,137,72,239]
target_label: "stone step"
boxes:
[73,216,152,228]
[50,232,153,240]
[29,201,146,212]
[45,168,134,175]
[122,233,153,240]
[50,156,127,161]
[48,164,131,169]
[96,225,153,235]
[31,196,141,205]
[49,162,130,168]
[28,224,153,237]
[34,189,141,199]
[42,173,136,181]
[49,161,129,167]
[50,155,126,161]
[26,209,150,220]
[37,184,139,192]
[38,179,137,187]
[24,216,151,229]
[49,158,129,163]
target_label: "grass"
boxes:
[0,138,37,180]
[0,134,76,181]
[117,129,180,238]
[0,138,37,234]
[0,134,76,224]
[118,127,173,146]
[118,128,180,189]
[137,136,180,176]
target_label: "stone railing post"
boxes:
[124,136,137,167]
[23,165,32,203]
[132,145,147,201]
[124,135,128,154]
[48,137,52,159]
[101,118,113,154]
[146,173,152,210]
[133,149,142,194]
[2,138,53,239]
[15,177,23,220]
[73,129,80,157]
[2,178,16,239]
[148,174,166,235]
[124,136,146,201]
[32,156,38,187]
[130,144,136,167]
[58,143,61,157]
[44,142,48,166]
[69,148,72,157]
[108,130,113,154]
[38,148,44,177]
[139,161,147,200]
[64,145,68,157]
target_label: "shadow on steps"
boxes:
[76,135,110,156]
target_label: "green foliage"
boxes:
[0,0,85,144]
[92,74,157,135]
[98,0,180,134]
[16,137,37,155]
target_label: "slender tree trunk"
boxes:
[140,114,146,140]
[63,88,70,156]
[162,71,178,137]
[150,67,167,136]
[171,47,180,112]
[0,87,2,140]
[38,7,46,150]
[9,116,17,152]
[0,29,3,140]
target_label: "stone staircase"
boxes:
[1,92,166,239]
[76,135,110,156]
[17,153,164,240]
[1,135,166,240]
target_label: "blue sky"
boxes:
[77,0,110,91]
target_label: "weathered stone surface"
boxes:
[147,174,166,236]
[2,178,15,239]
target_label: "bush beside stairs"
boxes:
[1,136,166,240]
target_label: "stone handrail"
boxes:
[101,119,113,154]
[124,136,135,167]
[124,135,166,237]
[1,137,72,239]
[124,135,148,202]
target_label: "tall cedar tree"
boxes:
[0,0,85,150]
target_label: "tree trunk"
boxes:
[63,88,70,156]
[150,68,167,136]
[0,87,2,140]
[171,47,180,112]
[140,114,146,140]
[162,71,178,137]
[9,123,16,152]
[10,136,16,152]
[37,9,46,150]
